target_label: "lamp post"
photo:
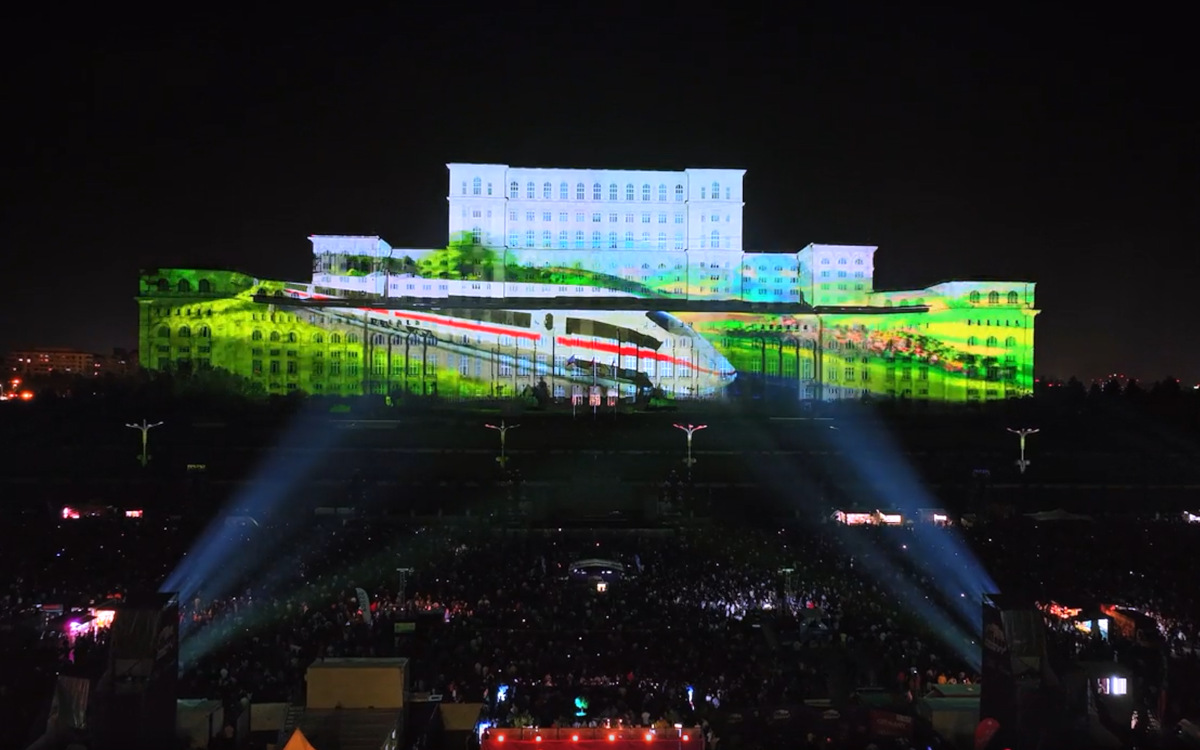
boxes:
[673,423,707,475]
[396,567,413,599]
[1007,427,1039,474]
[126,419,164,467]
[485,420,519,467]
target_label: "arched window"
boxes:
[838,258,847,264]
[609,183,618,200]
[625,184,635,201]
[156,278,170,292]
[251,330,263,341]
[198,279,212,293]
[347,333,359,344]
[608,232,618,248]
[198,326,210,338]
[624,232,634,248]
[270,331,281,342]
[711,230,720,247]
[967,336,978,347]
[674,184,684,201]
[711,181,720,198]
[330,333,341,344]
[510,181,519,198]
[988,291,1000,304]
[559,182,569,200]
[543,182,552,199]
[592,231,602,248]
[372,334,385,345]
[986,336,998,348]
[855,258,864,265]
[969,291,981,304]
[574,230,585,248]
[526,182,536,199]
[1007,291,1020,305]
[576,182,585,200]
[156,325,170,338]
[177,279,191,292]
[1005,336,1017,347]
[472,177,481,195]
[642,184,651,201]
[593,183,602,200]
[287,332,297,343]
[313,333,324,344]
[542,230,552,247]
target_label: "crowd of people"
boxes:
[3,502,1200,749]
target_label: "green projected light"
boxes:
[139,243,1036,403]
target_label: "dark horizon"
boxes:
[2,7,1196,381]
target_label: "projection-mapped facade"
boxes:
[137,163,1038,403]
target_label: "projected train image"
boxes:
[280,286,737,399]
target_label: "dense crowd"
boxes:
[4,506,1200,749]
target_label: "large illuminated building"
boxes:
[137,163,1038,402]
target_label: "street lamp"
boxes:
[673,423,707,472]
[396,567,413,599]
[126,419,164,467]
[484,420,520,467]
[1007,427,1039,474]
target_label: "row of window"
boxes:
[152,278,214,293]
[500,230,734,250]
[971,290,1023,305]
[461,177,734,202]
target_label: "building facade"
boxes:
[138,164,1038,403]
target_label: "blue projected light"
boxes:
[163,408,345,637]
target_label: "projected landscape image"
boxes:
[138,252,1035,403]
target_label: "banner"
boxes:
[356,588,372,625]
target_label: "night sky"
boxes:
[3,7,1196,381]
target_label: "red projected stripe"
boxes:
[376,310,540,341]
[555,337,723,376]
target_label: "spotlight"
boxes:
[645,733,653,741]
[535,736,542,743]
[682,735,690,742]
[572,735,580,742]
[497,736,505,743]
[609,734,617,742]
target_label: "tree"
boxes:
[417,232,499,280]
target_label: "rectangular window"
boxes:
[559,212,568,222]
[592,213,602,222]
[509,210,517,221]
[641,213,651,223]
[542,212,552,222]
[269,360,281,374]
[526,211,535,221]
[287,361,298,374]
